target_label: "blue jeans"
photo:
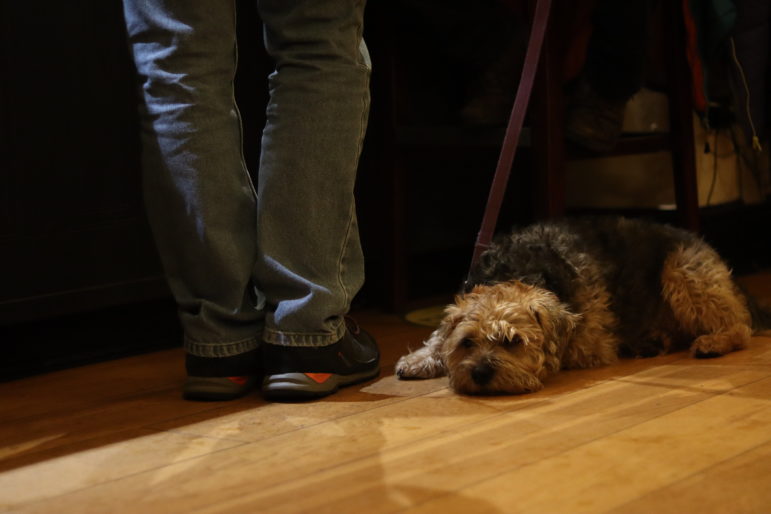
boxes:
[123,0,371,356]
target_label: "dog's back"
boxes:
[469,217,703,354]
[469,217,696,294]
[399,216,756,394]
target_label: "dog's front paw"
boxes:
[395,348,446,379]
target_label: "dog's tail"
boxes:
[738,282,771,333]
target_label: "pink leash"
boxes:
[469,0,553,272]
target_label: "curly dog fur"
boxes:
[396,217,763,395]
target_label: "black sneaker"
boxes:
[261,321,380,401]
[183,349,261,401]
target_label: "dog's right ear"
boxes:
[528,298,580,375]
[434,303,465,342]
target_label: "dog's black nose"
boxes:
[471,363,494,385]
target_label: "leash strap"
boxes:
[469,0,553,273]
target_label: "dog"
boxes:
[396,217,769,395]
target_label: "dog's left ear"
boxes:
[529,299,580,343]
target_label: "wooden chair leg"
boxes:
[531,0,566,220]
[665,2,700,232]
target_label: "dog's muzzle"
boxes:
[471,362,495,385]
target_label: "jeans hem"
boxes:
[184,336,260,357]
[263,323,345,347]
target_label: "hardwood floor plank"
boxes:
[233,355,771,512]
[0,348,186,423]
[19,346,768,514]
[404,375,771,513]
[0,310,433,474]
[0,428,245,510]
[1,303,769,513]
[146,378,449,444]
[337,370,768,512]
[12,394,499,513]
[0,387,255,472]
[609,440,771,514]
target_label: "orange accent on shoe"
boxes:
[305,373,332,384]
[227,376,249,385]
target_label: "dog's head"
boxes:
[439,281,580,395]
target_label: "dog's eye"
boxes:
[502,334,524,348]
[460,338,474,349]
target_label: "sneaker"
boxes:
[261,321,380,401]
[183,349,260,401]
[565,78,627,153]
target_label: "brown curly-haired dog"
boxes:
[396,217,768,395]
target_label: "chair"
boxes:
[530,0,700,229]
[365,0,700,311]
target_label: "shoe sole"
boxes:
[183,376,258,401]
[262,366,380,401]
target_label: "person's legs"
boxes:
[254,0,379,399]
[255,0,370,344]
[123,0,263,398]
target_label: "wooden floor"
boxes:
[3,277,771,513]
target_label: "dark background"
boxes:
[2,0,770,380]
